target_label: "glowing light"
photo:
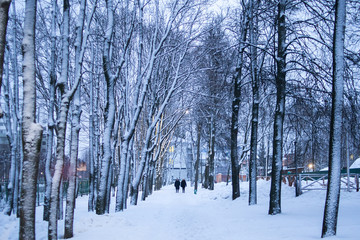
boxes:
[308,163,314,169]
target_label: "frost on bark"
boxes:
[116,0,193,210]
[48,0,82,238]
[19,0,43,240]
[0,0,12,118]
[207,116,215,190]
[3,1,21,215]
[154,119,173,191]
[65,0,96,236]
[194,123,201,193]
[231,6,248,200]
[3,49,19,216]
[96,0,121,215]
[43,0,56,221]
[128,48,188,205]
[88,46,96,212]
[249,0,259,206]
[269,0,286,215]
[321,0,346,238]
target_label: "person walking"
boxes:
[174,179,180,193]
[181,179,187,193]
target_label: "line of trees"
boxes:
[0,0,359,239]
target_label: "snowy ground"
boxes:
[1,180,359,240]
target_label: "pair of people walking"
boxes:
[174,179,187,193]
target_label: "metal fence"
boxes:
[0,179,89,209]
[282,173,359,196]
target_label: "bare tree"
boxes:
[248,0,259,206]
[43,0,56,221]
[269,0,287,215]
[65,0,97,237]
[48,0,84,238]
[95,0,134,215]
[231,3,249,200]
[321,0,346,237]
[3,0,21,216]
[19,0,43,239]
[115,0,197,211]
[129,32,193,205]
[0,0,12,118]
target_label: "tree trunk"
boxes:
[149,160,155,195]
[203,164,209,189]
[19,1,43,239]
[49,0,82,237]
[96,69,116,214]
[92,47,101,212]
[130,134,151,206]
[123,138,133,210]
[155,153,165,191]
[321,0,346,237]
[194,123,201,193]
[0,0,12,117]
[43,0,57,221]
[11,1,21,215]
[115,139,129,212]
[230,74,240,199]
[96,0,125,215]
[269,0,286,215]
[64,0,90,236]
[88,46,96,212]
[208,116,215,190]
[249,0,259,206]
[64,101,81,238]
[141,152,151,201]
[3,50,18,216]
[231,6,248,200]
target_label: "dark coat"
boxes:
[174,179,180,189]
[180,179,187,188]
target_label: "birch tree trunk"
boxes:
[90,45,101,212]
[249,0,259,206]
[43,0,57,221]
[48,0,82,237]
[4,2,21,215]
[48,1,70,237]
[194,123,201,193]
[128,35,191,205]
[88,45,96,212]
[64,90,81,239]
[65,0,96,236]
[3,50,18,216]
[141,152,151,201]
[269,0,286,215]
[154,150,165,191]
[208,116,215,190]
[19,1,43,239]
[153,118,171,191]
[96,0,117,215]
[11,1,21,213]
[321,0,346,237]
[115,0,143,212]
[0,0,12,118]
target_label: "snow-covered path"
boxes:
[71,181,359,240]
[1,181,359,240]
[73,186,237,240]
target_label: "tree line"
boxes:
[0,0,358,239]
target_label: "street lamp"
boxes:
[308,163,314,172]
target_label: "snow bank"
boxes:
[350,157,360,169]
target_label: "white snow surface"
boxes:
[1,180,359,240]
[350,158,360,169]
